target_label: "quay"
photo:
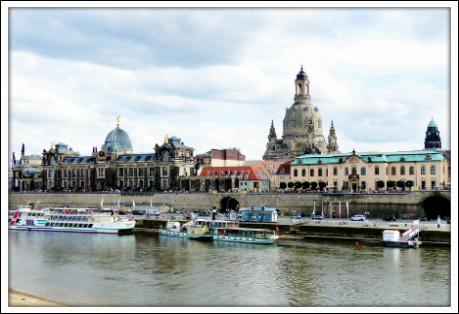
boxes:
[133,218,451,246]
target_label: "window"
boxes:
[409,166,414,175]
[150,168,154,175]
[361,181,366,189]
[375,166,379,175]
[391,167,396,175]
[293,169,298,177]
[233,171,237,175]
[431,166,436,174]
[361,167,366,175]
[139,168,144,176]
[73,169,77,176]
[318,168,322,176]
[333,167,338,176]
[345,168,349,175]
[129,168,134,176]
[64,170,68,177]
[162,151,169,162]
[119,168,124,176]
[302,169,306,176]
[213,171,217,175]
[431,181,436,189]
[220,171,224,175]
[310,169,314,177]
[352,167,357,175]
[162,167,168,176]
[400,166,405,175]
[421,166,426,175]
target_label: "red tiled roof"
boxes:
[275,160,293,175]
[199,166,266,180]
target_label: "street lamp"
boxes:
[366,197,372,217]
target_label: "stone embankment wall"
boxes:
[8,190,450,218]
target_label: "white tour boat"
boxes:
[159,221,190,237]
[208,220,279,244]
[8,206,136,234]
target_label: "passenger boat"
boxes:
[8,206,136,234]
[381,229,422,248]
[159,221,189,237]
[208,220,279,244]
[186,219,213,241]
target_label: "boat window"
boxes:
[45,222,50,227]
[89,224,93,228]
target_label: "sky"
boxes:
[4,4,457,163]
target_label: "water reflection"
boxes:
[8,231,450,307]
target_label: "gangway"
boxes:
[398,227,426,242]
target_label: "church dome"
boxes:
[428,119,438,128]
[101,126,132,152]
[22,166,38,177]
[296,66,308,80]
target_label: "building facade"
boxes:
[289,150,449,191]
[39,120,195,192]
[263,66,340,161]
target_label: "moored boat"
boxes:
[8,206,136,234]
[381,229,422,248]
[186,219,213,241]
[208,220,279,244]
[159,221,189,237]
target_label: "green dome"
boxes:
[428,119,438,128]
[101,126,132,152]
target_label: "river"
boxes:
[8,230,451,307]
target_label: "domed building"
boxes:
[263,66,340,161]
[101,122,133,154]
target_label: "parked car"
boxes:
[350,215,366,221]
[199,211,210,217]
[383,216,397,221]
[420,217,431,221]
[118,211,126,215]
[291,214,302,219]
[311,215,323,220]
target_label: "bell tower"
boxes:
[294,65,311,103]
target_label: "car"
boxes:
[420,217,431,221]
[311,215,323,220]
[118,211,126,215]
[198,211,210,216]
[383,216,397,221]
[350,215,366,221]
[291,214,302,219]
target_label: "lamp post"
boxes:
[227,196,234,220]
[366,197,372,218]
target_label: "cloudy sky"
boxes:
[4,5,457,162]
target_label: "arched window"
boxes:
[310,169,314,177]
[391,166,396,175]
[400,166,405,175]
[430,166,436,174]
[421,166,426,175]
[375,166,379,175]
[302,169,306,176]
[352,167,357,175]
[318,168,323,176]
[361,167,366,175]
[361,181,366,189]
[345,168,349,175]
[293,169,298,177]
[409,166,414,175]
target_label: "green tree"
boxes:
[396,180,406,190]
[318,181,327,190]
[294,181,302,189]
[279,182,287,189]
[287,182,294,189]
[302,181,310,190]
[376,180,385,189]
[310,181,318,190]
[387,180,396,189]
[405,180,414,190]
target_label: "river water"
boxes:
[8,230,451,307]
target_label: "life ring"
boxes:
[191,230,195,234]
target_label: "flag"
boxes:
[276,226,279,231]
[117,199,120,208]
[150,199,153,207]
[101,198,104,207]
[133,199,136,208]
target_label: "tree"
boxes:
[288,182,294,189]
[302,181,310,190]
[376,180,385,189]
[396,180,406,190]
[387,180,396,189]
[405,180,414,190]
[279,182,287,189]
[294,181,302,189]
[310,181,318,190]
[318,181,327,190]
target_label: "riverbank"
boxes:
[8,289,70,307]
